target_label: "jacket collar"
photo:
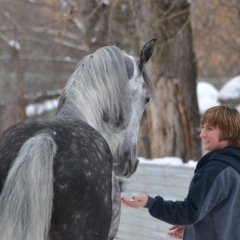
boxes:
[195,147,240,174]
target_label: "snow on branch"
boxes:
[0,33,21,51]
[32,27,79,40]
[9,40,21,50]
[53,38,88,51]
[72,18,85,33]
[19,55,79,64]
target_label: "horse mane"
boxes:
[57,45,155,129]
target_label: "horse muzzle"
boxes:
[113,158,139,178]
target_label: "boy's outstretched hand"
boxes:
[121,195,148,208]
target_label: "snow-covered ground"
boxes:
[139,156,197,167]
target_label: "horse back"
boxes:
[0,117,113,240]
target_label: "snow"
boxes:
[9,40,21,50]
[197,82,220,114]
[25,99,58,116]
[139,156,197,168]
[95,0,109,5]
[197,77,240,114]
[218,75,240,100]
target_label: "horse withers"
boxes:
[0,39,156,240]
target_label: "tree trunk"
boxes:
[5,45,27,128]
[79,0,111,51]
[131,0,201,161]
[12,47,27,122]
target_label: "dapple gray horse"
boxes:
[0,39,156,240]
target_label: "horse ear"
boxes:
[139,39,157,73]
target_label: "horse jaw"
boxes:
[100,125,140,178]
[98,103,144,178]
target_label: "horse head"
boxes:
[57,39,156,178]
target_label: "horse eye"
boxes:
[145,97,150,104]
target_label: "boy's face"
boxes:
[200,123,229,151]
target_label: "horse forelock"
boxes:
[57,46,133,129]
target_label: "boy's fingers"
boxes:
[121,197,142,208]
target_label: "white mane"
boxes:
[57,46,133,130]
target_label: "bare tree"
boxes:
[191,0,240,81]
[0,2,27,125]
[0,0,88,131]
[127,0,201,161]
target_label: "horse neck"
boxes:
[57,103,102,133]
[58,103,118,156]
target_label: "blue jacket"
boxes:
[145,147,240,240]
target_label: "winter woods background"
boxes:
[0,0,240,162]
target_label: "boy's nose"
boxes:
[200,129,205,138]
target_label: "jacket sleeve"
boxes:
[145,168,225,225]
